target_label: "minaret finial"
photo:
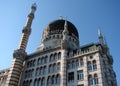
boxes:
[31,3,37,14]
[98,25,105,45]
[98,25,102,37]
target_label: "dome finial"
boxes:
[98,25,102,37]
[59,16,63,20]
[63,18,69,35]
[98,25,105,45]
[31,3,37,14]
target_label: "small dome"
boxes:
[42,19,79,41]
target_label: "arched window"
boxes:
[28,70,31,77]
[111,81,114,86]
[30,60,32,67]
[27,62,30,67]
[56,74,60,84]
[52,75,55,85]
[88,75,93,85]
[49,64,52,73]
[37,58,40,65]
[33,60,36,66]
[54,53,57,60]
[105,72,108,82]
[44,56,48,63]
[47,76,51,86]
[41,77,45,86]
[34,79,37,86]
[29,80,32,86]
[57,63,60,71]
[93,60,97,70]
[37,78,41,86]
[53,64,56,72]
[94,74,99,85]
[87,61,92,72]
[26,80,29,86]
[22,81,26,86]
[40,67,43,75]
[43,66,47,75]
[58,52,61,60]
[36,68,39,76]
[50,54,53,61]
[41,57,44,64]
[31,69,34,77]
[103,60,106,65]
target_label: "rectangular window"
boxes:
[77,70,84,80]
[68,72,74,83]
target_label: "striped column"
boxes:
[5,49,26,86]
[61,49,67,86]
[5,4,36,86]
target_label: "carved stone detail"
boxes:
[61,40,69,50]
[13,49,27,60]
[22,26,31,34]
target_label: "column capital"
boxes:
[22,26,31,35]
[13,49,27,60]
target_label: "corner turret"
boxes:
[61,19,69,50]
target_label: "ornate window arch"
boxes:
[47,76,51,86]
[41,77,45,86]
[88,75,93,85]
[44,55,48,63]
[50,54,53,61]
[53,63,56,72]
[29,80,32,86]
[94,74,99,85]
[58,52,61,60]
[37,78,41,86]
[52,75,55,85]
[34,79,37,86]
[43,66,47,74]
[36,68,39,76]
[54,53,57,60]
[93,60,97,70]
[49,64,52,73]
[57,62,60,71]
[41,57,44,64]
[87,61,92,72]
[56,74,60,84]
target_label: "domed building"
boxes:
[0,4,117,86]
[37,19,79,51]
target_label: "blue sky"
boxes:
[0,0,120,85]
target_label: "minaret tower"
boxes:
[5,4,36,86]
[61,20,69,86]
[98,26,105,45]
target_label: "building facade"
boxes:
[0,4,117,86]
